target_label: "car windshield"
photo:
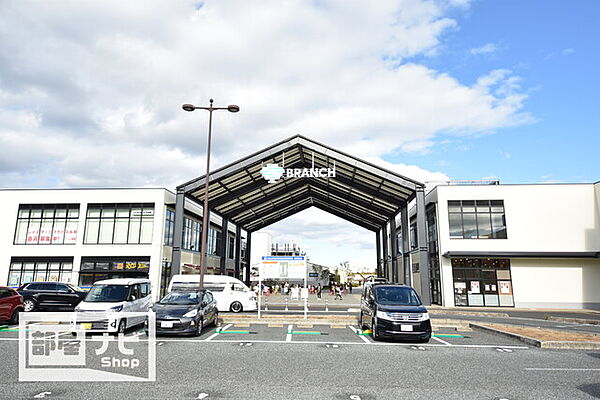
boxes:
[159,292,202,305]
[85,285,129,302]
[375,286,422,306]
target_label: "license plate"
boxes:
[81,323,92,330]
[400,324,413,332]
[160,321,173,328]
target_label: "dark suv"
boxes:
[17,282,87,312]
[360,283,431,342]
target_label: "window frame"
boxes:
[448,200,507,240]
[14,204,80,245]
[84,203,154,245]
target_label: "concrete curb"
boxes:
[470,323,600,350]
[218,314,472,330]
[548,316,600,325]
[429,310,510,318]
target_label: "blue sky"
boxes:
[393,0,600,184]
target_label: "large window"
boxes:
[426,205,441,305]
[14,204,80,245]
[84,203,154,244]
[164,209,175,246]
[452,258,514,307]
[207,226,222,255]
[7,258,73,286]
[228,235,235,259]
[78,257,150,287]
[183,217,201,251]
[448,200,507,239]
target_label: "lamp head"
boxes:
[227,105,240,113]
[182,104,196,112]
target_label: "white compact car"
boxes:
[74,278,152,333]
[168,274,257,313]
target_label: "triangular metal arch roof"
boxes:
[177,134,423,232]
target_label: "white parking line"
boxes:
[348,325,370,344]
[432,336,452,346]
[525,368,600,371]
[0,335,529,349]
[204,323,232,342]
[286,325,293,342]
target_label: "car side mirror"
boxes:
[130,295,137,301]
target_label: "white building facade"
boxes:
[0,188,244,301]
[400,182,600,310]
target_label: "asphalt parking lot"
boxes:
[1,320,600,399]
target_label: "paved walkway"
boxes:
[259,292,362,306]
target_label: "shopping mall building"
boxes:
[0,135,598,309]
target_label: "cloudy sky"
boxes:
[1,1,598,269]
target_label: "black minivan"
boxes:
[360,283,431,342]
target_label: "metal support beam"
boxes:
[234,225,242,280]
[219,217,228,274]
[400,204,411,287]
[416,187,431,306]
[381,223,389,281]
[244,232,252,286]
[171,190,185,277]
[390,216,399,283]
[375,231,382,278]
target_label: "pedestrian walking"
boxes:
[334,285,343,300]
[316,283,322,299]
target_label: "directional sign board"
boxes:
[260,256,306,279]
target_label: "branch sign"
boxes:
[259,152,336,183]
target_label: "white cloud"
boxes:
[0,0,530,189]
[0,0,534,266]
[470,42,497,55]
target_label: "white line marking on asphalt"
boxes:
[33,392,52,398]
[0,336,529,349]
[432,336,452,346]
[197,393,209,399]
[205,324,232,342]
[525,368,600,371]
[348,325,371,344]
[286,325,293,342]
[347,308,360,312]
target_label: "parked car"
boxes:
[0,287,24,324]
[168,274,257,313]
[152,290,218,336]
[360,283,431,342]
[17,282,87,312]
[74,278,152,334]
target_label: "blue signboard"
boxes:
[261,256,305,261]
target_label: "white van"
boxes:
[74,278,152,333]
[168,274,257,313]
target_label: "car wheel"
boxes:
[211,311,219,327]
[23,299,37,312]
[372,318,381,341]
[230,301,243,313]
[9,309,21,325]
[194,318,203,336]
[117,319,127,334]
[359,311,365,330]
